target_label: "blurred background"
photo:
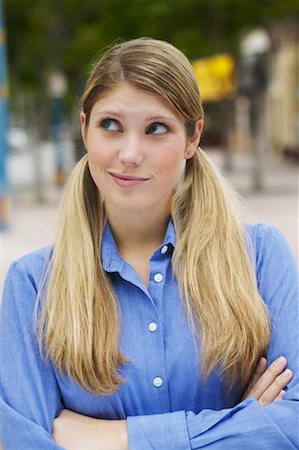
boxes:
[1,0,298,289]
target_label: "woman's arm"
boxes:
[0,255,64,449]
[52,411,129,450]
[52,355,292,449]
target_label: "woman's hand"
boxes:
[242,356,293,406]
[52,409,129,450]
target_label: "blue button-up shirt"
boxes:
[0,222,298,449]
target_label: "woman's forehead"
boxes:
[91,82,182,120]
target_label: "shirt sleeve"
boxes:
[0,260,64,450]
[127,225,299,450]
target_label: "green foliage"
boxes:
[3,0,299,99]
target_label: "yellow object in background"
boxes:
[193,54,236,102]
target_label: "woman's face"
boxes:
[81,82,203,218]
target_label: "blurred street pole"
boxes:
[251,93,267,190]
[221,99,233,172]
[49,71,67,186]
[31,126,46,203]
[240,29,271,191]
[0,0,10,229]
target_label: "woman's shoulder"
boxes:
[245,223,289,249]
[245,223,296,271]
[1,246,54,318]
[246,222,278,237]
[11,245,54,270]
[6,246,54,291]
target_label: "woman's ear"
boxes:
[184,119,204,160]
[80,112,87,149]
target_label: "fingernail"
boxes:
[257,356,266,367]
[275,356,287,368]
[283,369,293,378]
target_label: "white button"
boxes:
[153,377,163,387]
[161,245,168,254]
[154,273,163,283]
[148,322,158,332]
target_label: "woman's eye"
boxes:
[146,123,168,135]
[100,118,120,131]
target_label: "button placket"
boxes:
[145,257,168,396]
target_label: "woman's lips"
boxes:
[109,172,150,187]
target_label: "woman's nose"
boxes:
[118,134,144,166]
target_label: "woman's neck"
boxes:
[105,206,170,256]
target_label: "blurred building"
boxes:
[194,22,299,168]
[268,22,299,162]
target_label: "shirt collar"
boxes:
[101,218,176,273]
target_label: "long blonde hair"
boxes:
[38,38,270,394]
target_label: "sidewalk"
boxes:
[1,144,298,292]
[208,149,298,263]
[1,142,67,291]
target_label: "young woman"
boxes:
[0,38,298,450]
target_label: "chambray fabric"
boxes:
[0,221,298,449]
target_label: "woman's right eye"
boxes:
[100,118,120,131]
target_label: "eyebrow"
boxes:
[93,110,123,118]
[147,116,178,123]
[93,110,178,123]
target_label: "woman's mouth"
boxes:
[109,172,150,188]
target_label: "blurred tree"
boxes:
[4,0,299,108]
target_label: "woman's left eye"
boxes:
[146,123,169,135]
